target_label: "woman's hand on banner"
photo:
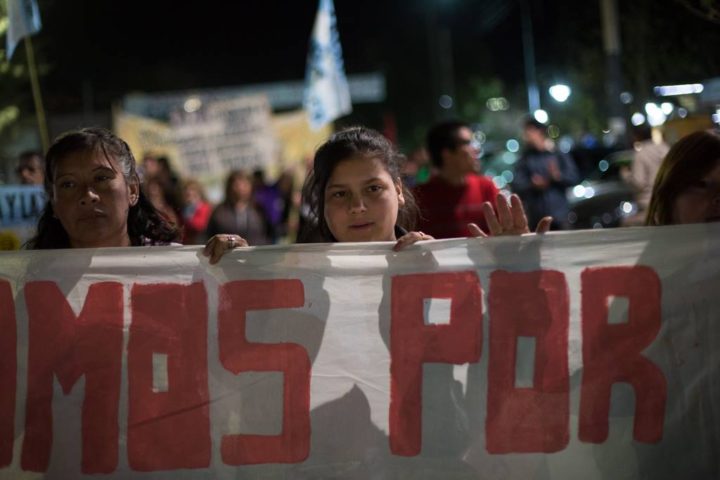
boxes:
[203,234,249,264]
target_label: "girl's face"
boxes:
[671,161,720,224]
[324,155,404,242]
[52,151,139,248]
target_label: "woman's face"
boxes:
[323,155,404,243]
[671,161,720,224]
[52,151,139,248]
[232,176,252,202]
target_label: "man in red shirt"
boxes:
[414,121,499,238]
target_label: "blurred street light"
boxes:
[549,84,571,102]
[439,94,453,109]
[644,103,667,126]
[183,96,202,113]
[631,112,646,126]
[533,109,549,124]
[653,84,704,96]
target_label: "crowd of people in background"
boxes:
[132,153,297,246]
[6,117,720,253]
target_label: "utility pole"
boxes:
[519,0,540,113]
[426,5,457,120]
[600,0,626,143]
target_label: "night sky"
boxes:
[22,0,720,145]
[37,1,546,106]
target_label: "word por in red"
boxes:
[388,266,665,455]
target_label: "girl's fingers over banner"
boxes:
[393,231,434,251]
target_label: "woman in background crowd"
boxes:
[181,179,211,244]
[275,170,298,240]
[145,176,182,232]
[142,154,183,212]
[206,170,273,246]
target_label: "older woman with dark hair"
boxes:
[26,127,244,263]
[646,130,720,226]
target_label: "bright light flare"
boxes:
[653,84,704,96]
[533,109,549,124]
[549,84,571,102]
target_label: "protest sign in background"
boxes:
[113,97,321,205]
[0,224,718,479]
[169,94,277,182]
[113,111,178,168]
[0,185,45,250]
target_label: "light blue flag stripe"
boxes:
[303,0,352,130]
[6,0,42,60]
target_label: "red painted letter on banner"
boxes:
[486,270,570,453]
[21,282,123,474]
[579,266,666,443]
[0,281,15,467]
[128,283,210,471]
[218,279,310,465]
[390,271,482,456]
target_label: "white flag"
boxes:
[6,0,42,59]
[303,0,352,130]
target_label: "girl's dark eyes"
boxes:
[327,184,385,199]
[688,180,714,191]
[58,181,75,189]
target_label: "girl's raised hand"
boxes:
[393,231,434,251]
[468,193,552,237]
[203,234,249,264]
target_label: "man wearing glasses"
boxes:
[414,120,499,238]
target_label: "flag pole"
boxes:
[23,36,49,152]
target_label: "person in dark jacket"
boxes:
[512,118,579,230]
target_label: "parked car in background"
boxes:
[566,150,638,229]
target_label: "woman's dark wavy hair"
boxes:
[298,126,418,242]
[26,127,178,249]
[646,130,720,226]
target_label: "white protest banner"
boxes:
[0,224,718,479]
